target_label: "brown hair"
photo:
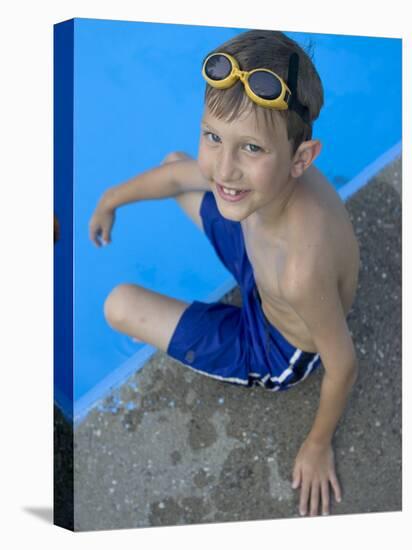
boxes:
[203,29,324,155]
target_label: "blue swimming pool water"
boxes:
[53,19,401,423]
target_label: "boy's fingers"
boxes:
[299,479,310,516]
[89,224,98,244]
[292,467,301,489]
[321,481,330,515]
[329,473,342,503]
[89,230,96,245]
[102,230,111,244]
[90,232,100,247]
[309,482,320,516]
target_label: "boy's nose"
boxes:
[216,150,241,182]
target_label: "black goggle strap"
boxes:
[287,53,310,124]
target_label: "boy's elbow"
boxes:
[342,342,359,381]
[343,356,359,386]
[323,352,359,384]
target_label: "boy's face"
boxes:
[198,103,296,226]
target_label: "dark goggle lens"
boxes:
[248,71,282,100]
[204,54,232,81]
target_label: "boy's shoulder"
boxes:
[287,165,350,249]
[281,166,356,286]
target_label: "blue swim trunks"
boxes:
[166,191,322,391]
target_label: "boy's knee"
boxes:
[104,284,133,327]
[161,151,192,164]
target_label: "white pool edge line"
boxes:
[338,141,401,201]
[69,140,402,428]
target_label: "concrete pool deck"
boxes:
[54,155,402,531]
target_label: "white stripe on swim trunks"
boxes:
[268,348,302,384]
[181,361,250,385]
[286,353,320,388]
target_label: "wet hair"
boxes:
[202,29,324,155]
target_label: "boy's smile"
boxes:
[197,104,299,231]
[215,182,252,202]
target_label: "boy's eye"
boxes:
[203,131,221,144]
[202,131,262,153]
[244,143,262,153]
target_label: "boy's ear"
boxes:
[290,139,322,178]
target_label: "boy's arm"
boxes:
[100,158,210,210]
[287,277,358,444]
[281,254,358,516]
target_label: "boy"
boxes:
[89,29,360,518]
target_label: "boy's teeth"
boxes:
[223,186,242,196]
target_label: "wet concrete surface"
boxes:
[55,156,402,531]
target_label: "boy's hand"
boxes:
[89,202,116,247]
[292,438,342,517]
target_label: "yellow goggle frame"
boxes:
[202,52,292,110]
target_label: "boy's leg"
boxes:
[161,151,206,233]
[104,283,189,353]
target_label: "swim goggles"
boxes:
[202,51,309,122]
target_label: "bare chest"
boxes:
[242,229,292,314]
[242,217,359,353]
